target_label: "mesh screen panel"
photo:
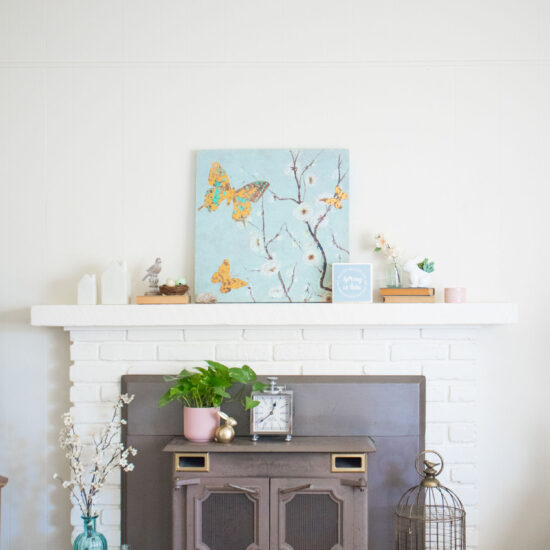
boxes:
[285,493,340,550]
[202,492,255,550]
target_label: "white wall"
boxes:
[1,1,549,548]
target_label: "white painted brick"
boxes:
[100,343,156,361]
[128,363,183,375]
[421,328,477,340]
[425,423,447,445]
[449,384,476,402]
[158,343,215,360]
[449,423,477,443]
[450,342,477,360]
[244,328,301,341]
[70,330,126,342]
[96,486,121,506]
[363,362,422,376]
[105,469,121,486]
[273,343,329,361]
[71,404,117,424]
[363,328,421,339]
[426,382,448,402]
[450,465,477,484]
[100,383,122,402]
[391,343,448,361]
[433,445,477,463]
[127,329,183,341]
[301,362,363,375]
[250,362,302,375]
[422,362,476,381]
[466,507,479,526]
[70,383,101,403]
[466,526,479,546]
[71,506,84,526]
[303,328,361,341]
[447,485,477,506]
[102,527,121,547]
[70,363,129,383]
[70,343,99,360]
[64,318,484,550]
[427,403,475,423]
[101,508,121,526]
[71,422,112,444]
[216,343,272,361]
[184,328,243,341]
[330,343,387,361]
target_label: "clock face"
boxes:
[251,393,292,434]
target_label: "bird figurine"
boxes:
[214,411,237,444]
[142,258,162,295]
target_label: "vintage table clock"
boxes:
[250,376,293,441]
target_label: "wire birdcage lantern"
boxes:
[395,450,466,550]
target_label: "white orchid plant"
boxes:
[374,233,402,261]
[53,394,137,518]
[374,233,402,286]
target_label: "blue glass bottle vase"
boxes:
[73,516,107,550]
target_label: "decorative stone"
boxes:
[101,261,131,305]
[196,292,217,304]
[77,274,97,305]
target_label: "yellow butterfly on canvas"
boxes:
[320,185,348,209]
[211,259,248,294]
[198,162,269,223]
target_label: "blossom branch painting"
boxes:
[195,149,349,302]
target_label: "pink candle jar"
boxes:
[444,287,466,303]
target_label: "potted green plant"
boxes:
[159,360,265,442]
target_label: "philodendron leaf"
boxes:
[374,247,381,252]
[158,390,172,407]
[252,382,266,392]
[245,396,260,410]
[240,365,257,382]
[229,368,247,383]
[212,387,231,399]
[206,360,229,373]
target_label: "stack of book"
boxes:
[380,287,435,303]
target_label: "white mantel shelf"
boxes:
[31,303,518,328]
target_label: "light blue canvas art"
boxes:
[195,149,350,302]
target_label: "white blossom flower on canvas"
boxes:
[260,259,280,276]
[293,203,314,222]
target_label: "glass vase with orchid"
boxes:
[374,233,403,288]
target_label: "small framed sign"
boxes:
[332,263,373,303]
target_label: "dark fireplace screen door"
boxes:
[185,477,269,550]
[271,478,356,550]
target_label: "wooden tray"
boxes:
[136,295,190,304]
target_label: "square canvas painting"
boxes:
[195,149,350,302]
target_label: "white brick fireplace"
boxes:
[31,303,517,550]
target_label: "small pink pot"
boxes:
[183,406,220,442]
[445,287,467,303]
